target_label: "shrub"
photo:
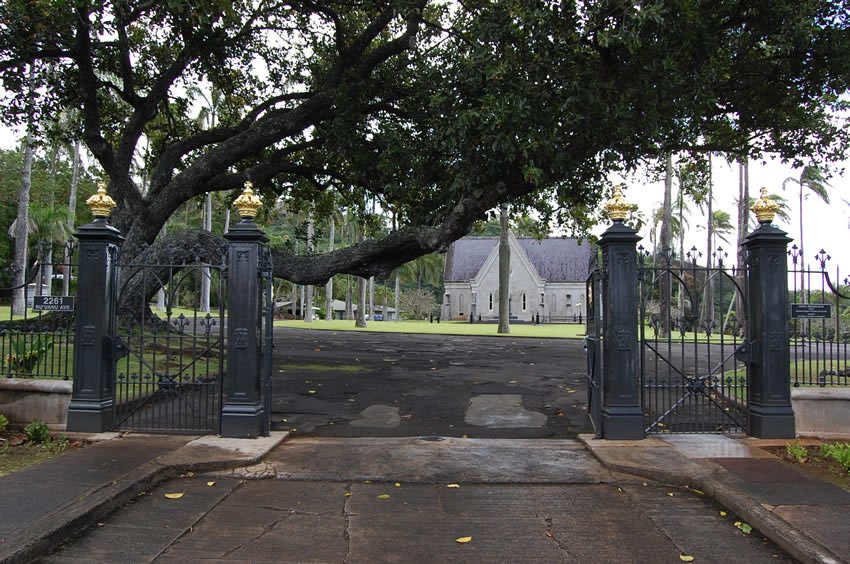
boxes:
[820,442,850,473]
[785,441,809,464]
[0,413,8,433]
[24,420,50,444]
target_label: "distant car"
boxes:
[373,314,383,321]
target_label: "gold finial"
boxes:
[605,184,637,221]
[751,187,779,224]
[86,182,117,218]
[233,180,263,219]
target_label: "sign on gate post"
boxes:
[791,303,832,319]
[32,296,75,312]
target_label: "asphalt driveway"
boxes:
[270,328,592,439]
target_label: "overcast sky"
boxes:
[2,123,848,278]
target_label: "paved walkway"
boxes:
[1,432,848,563]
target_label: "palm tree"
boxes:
[784,166,831,300]
[189,85,224,313]
[9,205,73,297]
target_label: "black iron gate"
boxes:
[260,247,274,436]
[638,248,749,434]
[585,270,603,437]
[112,259,227,433]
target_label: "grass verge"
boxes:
[273,319,587,339]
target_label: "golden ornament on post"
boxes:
[233,180,263,219]
[86,182,117,219]
[751,187,779,224]
[605,185,638,221]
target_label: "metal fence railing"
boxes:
[788,247,850,387]
[0,250,77,380]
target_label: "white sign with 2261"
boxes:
[32,296,75,312]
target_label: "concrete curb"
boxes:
[577,435,844,564]
[0,432,288,564]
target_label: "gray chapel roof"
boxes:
[443,236,594,282]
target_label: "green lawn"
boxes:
[273,319,587,339]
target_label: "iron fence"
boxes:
[638,247,749,434]
[0,247,76,380]
[788,246,850,387]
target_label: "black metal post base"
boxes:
[601,406,645,440]
[66,400,114,433]
[220,403,266,438]
[749,405,796,439]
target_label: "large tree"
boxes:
[2,0,849,297]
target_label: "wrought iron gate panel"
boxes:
[112,260,226,433]
[787,247,850,388]
[585,270,603,437]
[639,248,749,434]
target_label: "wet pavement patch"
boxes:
[351,405,401,428]
[464,395,547,428]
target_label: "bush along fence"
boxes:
[0,244,76,381]
[586,186,796,440]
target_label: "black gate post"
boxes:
[67,186,122,433]
[599,187,644,439]
[744,188,795,438]
[221,182,268,438]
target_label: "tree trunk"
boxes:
[497,203,511,334]
[394,272,400,322]
[658,153,673,337]
[156,224,167,312]
[200,193,212,313]
[325,216,335,320]
[290,281,296,318]
[797,177,808,304]
[735,156,749,333]
[355,226,367,328]
[305,212,314,322]
[42,248,53,297]
[63,138,81,297]
[702,156,715,332]
[12,130,34,316]
[369,276,375,322]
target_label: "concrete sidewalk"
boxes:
[1,432,848,563]
[579,434,850,564]
[0,432,287,564]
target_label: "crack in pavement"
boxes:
[217,512,296,559]
[342,484,353,564]
[540,514,579,562]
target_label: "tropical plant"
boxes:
[0,413,8,433]
[3,335,54,374]
[24,420,50,444]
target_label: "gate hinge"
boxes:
[103,335,130,362]
[735,340,756,365]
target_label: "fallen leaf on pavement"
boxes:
[446,484,460,488]
[164,493,184,499]
[719,511,727,517]
[377,494,391,500]
[344,492,352,497]
[679,555,695,562]
[455,536,472,544]
[394,483,401,487]
[206,481,216,487]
